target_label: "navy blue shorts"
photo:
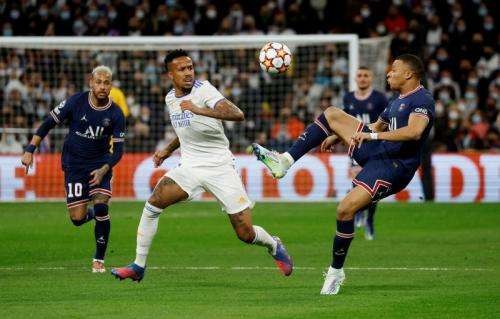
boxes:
[348,123,415,201]
[64,165,112,209]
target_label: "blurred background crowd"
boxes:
[0,0,498,154]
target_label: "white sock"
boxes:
[282,152,294,168]
[134,202,163,268]
[252,225,278,255]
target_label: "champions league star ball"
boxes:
[259,42,292,74]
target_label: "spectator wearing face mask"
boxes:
[444,105,464,152]
[477,46,499,78]
[434,70,460,102]
[464,110,490,150]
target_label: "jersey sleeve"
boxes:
[112,109,126,143]
[200,81,225,109]
[49,96,76,124]
[409,103,432,121]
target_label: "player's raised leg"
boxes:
[321,186,372,295]
[253,107,361,178]
[111,176,188,282]
[228,209,293,276]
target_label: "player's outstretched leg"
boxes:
[228,209,293,276]
[321,186,372,295]
[111,177,188,282]
[253,107,360,178]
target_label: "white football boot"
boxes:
[320,266,345,295]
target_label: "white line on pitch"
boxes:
[0,266,494,271]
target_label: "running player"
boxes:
[21,66,125,273]
[111,49,292,282]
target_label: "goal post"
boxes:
[0,34,396,202]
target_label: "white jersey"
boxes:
[165,80,234,167]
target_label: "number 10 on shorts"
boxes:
[67,182,83,198]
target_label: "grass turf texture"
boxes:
[0,202,498,318]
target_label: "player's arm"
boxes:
[90,112,126,186]
[180,99,245,121]
[368,118,389,132]
[153,136,180,168]
[352,113,429,147]
[21,100,71,173]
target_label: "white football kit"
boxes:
[163,80,253,214]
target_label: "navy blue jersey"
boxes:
[378,86,435,170]
[48,92,125,169]
[343,90,388,124]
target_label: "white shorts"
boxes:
[164,163,254,214]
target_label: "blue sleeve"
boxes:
[107,109,125,168]
[111,109,126,142]
[409,103,432,121]
[107,141,123,168]
[35,114,58,139]
[49,96,76,124]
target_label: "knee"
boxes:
[70,218,86,226]
[337,200,357,220]
[235,226,255,244]
[68,208,87,226]
[148,194,167,210]
[324,106,343,121]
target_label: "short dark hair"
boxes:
[395,54,425,79]
[358,66,372,71]
[164,49,190,70]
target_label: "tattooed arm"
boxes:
[180,99,245,121]
[153,136,180,168]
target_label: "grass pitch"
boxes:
[0,202,499,318]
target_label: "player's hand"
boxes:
[21,152,34,174]
[351,132,371,148]
[89,165,109,187]
[180,100,200,114]
[320,135,340,152]
[153,149,171,168]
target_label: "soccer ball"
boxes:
[259,42,292,74]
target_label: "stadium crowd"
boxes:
[0,0,498,154]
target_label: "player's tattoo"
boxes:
[208,99,245,121]
[92,192,110,204]
[160,177,177,187]
[166,137,180,154]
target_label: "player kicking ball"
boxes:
[111,49,292,282]
[252,54,434,294]
[21,66,126,273]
